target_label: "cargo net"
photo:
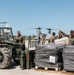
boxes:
[34,43,65,68]
[63,45,74,71]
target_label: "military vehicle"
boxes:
[0,26,25,69]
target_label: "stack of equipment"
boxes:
[35,43,65,70]
[63,45,74,71]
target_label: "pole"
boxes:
[26,40,30,69]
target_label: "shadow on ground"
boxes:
[5,61,19,70]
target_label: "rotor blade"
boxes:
[46,28,59,30]
[28,28,38,29]
[51,29,59,30]
[0,22,7,24]
[46,28,51,30]
[29,27,42,29]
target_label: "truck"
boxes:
[0,27,25,68]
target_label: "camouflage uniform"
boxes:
[15,35,24,44]
[15,31,26,69]
[20,50,26,69]
[59,30,74,45]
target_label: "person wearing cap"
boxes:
[59,30,74,45]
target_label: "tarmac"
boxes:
[0,62,74,75]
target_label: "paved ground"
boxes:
[0,63,74,75]
[0,68,66,75]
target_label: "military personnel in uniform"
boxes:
[48,32,56,43]
[56,32,64,39]
[41,34,46,44]
[59,30,74,45]
[15,31,26,69]
[15,31,24,44]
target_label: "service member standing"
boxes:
[48,32,56,43]
[15,31,26,69]
[59,30,74,45]
[41,34,46,44]
[15,31,24,44]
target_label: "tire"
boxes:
[0,48,12,69]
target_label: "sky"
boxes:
[0,0,74,36]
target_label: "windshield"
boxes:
[0,28,13,41]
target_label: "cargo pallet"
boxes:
[35,66,62,71]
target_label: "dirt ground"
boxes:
[0,62,74,75]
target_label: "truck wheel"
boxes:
[0,48,12,69]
